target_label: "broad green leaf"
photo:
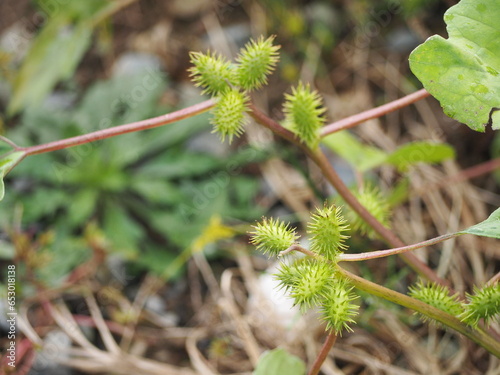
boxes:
[322,133,454,172]
[322,131,388,172]
[386,142,455,171]
[253,348,306,375]
[459,207,500,239]
[0,151,25,201]
[409,0,500,132]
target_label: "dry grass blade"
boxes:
[185,328,218,375]
[220,269,262,366]
[84,291,121,355]
[49,301,105,357]
[333,346,420,375]
[120,274,164,351]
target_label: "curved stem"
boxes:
[248,103,447,285]
[0,135,20,149]
[19,99,216,156]
[308,332,337,375]
[309,149,447,285]
[279,244,317,258]
[320,89,430,137]
[339,233,461,262]
[336,266,500,358]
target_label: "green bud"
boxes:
[189,51,235,96]
[283,82,325,149]
[320,279,359,335]
[210,89,249,143]
[347,184,390,239]
[289,260,336,311]
[250,217,298,257]
[308,205,349,261]
[409,281,464,323]
[460,283,500,327]
[235,36,280,91]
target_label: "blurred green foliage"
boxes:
[2,70,266,284]
[323,131,454,173]
[8,0,114,114]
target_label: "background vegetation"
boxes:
[0,0,498,374]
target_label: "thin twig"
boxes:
[308,332,337,375]
[319,89,430,137]
[339,233,461,262]
[0,135,20,149]
[416,157,500,196]
[84,292,121,355]
[279,244,317,258]
[19,99,215,156]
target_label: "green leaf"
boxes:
[322,131,387,172]
[409,0,500,132]
[103,202,143,258]
[459,207,500,239]
[253,348,306,375]
[0,151,25,201]
[386,142,455,171]
[322,135,453,173]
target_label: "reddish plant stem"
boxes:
[19,99,216,156]
[319,89,431,137]
[73,314,126,336]
[418,157,500,196]
[339,233,461,262]
[308,332,337,375]
[310,150,446,285]
[280,244,317,258]
[248,103,447,285]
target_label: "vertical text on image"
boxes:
[6,264,17,368]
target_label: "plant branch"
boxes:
[248,102,447,286]
[0,135,20,149]
[279,244,317,258]
[339,233,461,262]
[309,149,447,285]
[336,266,500,358]
[308,332,337,375]
[319,89,431,137]
[415,157,500,197]
[19,99,216,156]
